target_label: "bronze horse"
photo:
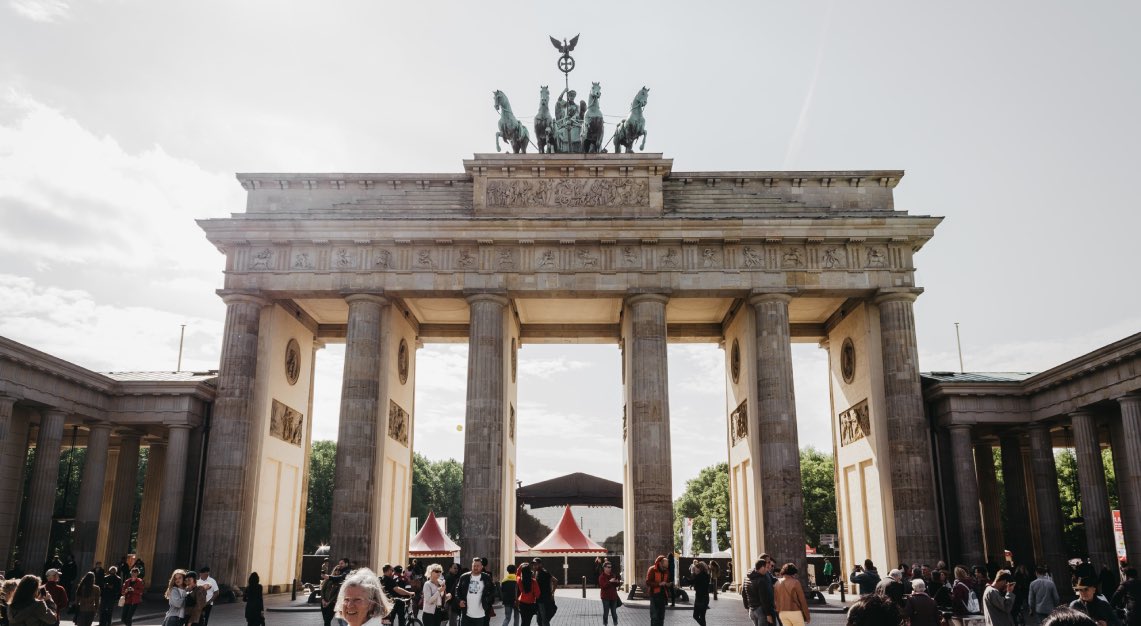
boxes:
[534,85,554,153]
[582,82,605,154]
[613,86,649,153]
[494,90,529,154]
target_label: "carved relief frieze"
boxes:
[388,400,410,446]
[730,339,741,384]
[781,246,805,269]
[416,249,434,268]
[456,249,477,270]
[485,177,649,209]
[536,249,558,270]
[497,248,515,269]
[865,246,887,268]
[249,248,274,270]
[291,250,315,270]
[821,246,847,269]
[701,247,721,268]
[576,247,600,269]
[334,248,356,269]
[622,246,641,267]
[269,399,304,446]
[730,400,748,445]
[285,338,301,385]
[374,248,393,269]
[398,338,409,385]
[509,404,516,442]
[838,399,871,446]
[660,247,680,268]
[741,246,763,269]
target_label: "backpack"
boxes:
[967,590,980,614]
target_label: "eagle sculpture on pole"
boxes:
[549,34,579,54]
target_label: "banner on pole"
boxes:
[683,517,693,557]
[1114,510,1126,560]
[711,518,719,554]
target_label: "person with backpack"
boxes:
[954,566,983,616]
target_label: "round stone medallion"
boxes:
[841,337,856,384]
[730,339,741,384]
[398,338,409,385]
[284,338,301,385]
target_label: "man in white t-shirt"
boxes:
[457,557,494,625]
[199,566,218,626]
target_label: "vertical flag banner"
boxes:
[711,517,719,553]
[1114,510,1126,560]
[683,517,694,556]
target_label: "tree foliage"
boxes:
[1055,447,1117,559]
[673,463,730,554]
[800,447,837,553]
[411,454,465,539]
[304,440,336,552]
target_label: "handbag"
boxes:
[615,597,623,608]
[117,597,125,607]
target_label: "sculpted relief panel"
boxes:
[838,399,871,446]
[485,177,649,209]
[269,399,304,446]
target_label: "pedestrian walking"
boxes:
[2,578,21,626]
[381,564,415,626]
[954,566,981,616]
[320,559,348,626]
[73,574,98,626]
[515,563,540,626]
[598,561,620,626]
[334,568,393,626]
[646,555,672,626]
[902,579,940,626]
[96,567,119,626]
[161,570,187,626]
[532,559,556,626]
[709,561,720,600]
[42,571,65,626]
[243,572,264,626]
[120,568,144,626]
[1112,567,1140,626]
[774,563,810,626]
[197,567,217,626]
[1069,576,1121,626]
[984,570,1018,626]
[456,558,495,626]
[1028,565,1061,625]
[421,564,447,626]
[499,564,519,626]
[444,563,462,626]
[741,559,774,626]
[691,561,710,626]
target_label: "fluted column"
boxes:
[22,408,67,570]
[1027,424,1070,597]
[134,442,166,582]
[749,291,806,578]
[1118,394,1141,565]
[331,293,388,565]
[196,292,265,586]
[458,293,511,571]
[999,432,1034,567]
[106,433,141,563]
[152,425,191,589]
[74,422,113,574]
[875,290,941,563]
[949,425,984,566]
[975,443,1005,565]
[0,395,14,447]
[0,396,22,569]
[1071,410,1117,576]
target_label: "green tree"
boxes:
[304,440,336,552]
[410,452,465,539]
[673,463,730,554]
[1055,447,1117,559]
[801,447,837,553]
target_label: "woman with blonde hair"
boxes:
[421,564,447,626]
[334,568,392,626]
[161,570,187,626]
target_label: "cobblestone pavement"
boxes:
[96,590,850,626]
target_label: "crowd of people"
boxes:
[744,555,1141,626]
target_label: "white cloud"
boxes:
[519,356,591,380]
[8,0,68,22]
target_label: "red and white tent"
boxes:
[409,511,461,558]
[530,506,607,555]
[515,535,533,554]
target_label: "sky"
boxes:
[1,1,1139,497]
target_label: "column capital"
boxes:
[1026,420,1054,432]
[40,407,69,420]
[624,291,669,306]
[164,423,194,432]
[873,287,924,306]
[0,393,17,405]
[1069,408,1097,419]
[1118,393,1141,407]
[464,291,509,306]
[216,289,269,307]
[85,421,114,432]
[342,291,389,306]
[948,423,974,434]
[748,289,795,306]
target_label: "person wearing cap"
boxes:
[984,570,1018,626]
[645,555,672,626]
[1070,577,1122,626]
[42,570,67,626]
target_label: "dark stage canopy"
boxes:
[516,472,623,508]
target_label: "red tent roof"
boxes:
[515,535,532,553]
[530,506,607,554]
[409,512,461,556]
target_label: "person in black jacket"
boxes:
[243,572,264,626]
[97,567,121,626]
[1112,567,1140,626]
[456,558,495,626]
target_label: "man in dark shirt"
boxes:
[903,579,941,626]
[1113,567,1140,626]
[533,558,556,626]
[1070,576,1122,626]
[381,564,414,626]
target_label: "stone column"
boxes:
[22,408,67,570]
[74,422,113,574]
[105,433,141,563]
[1117,394,1141,565]
[875,290,941,564]
[749,292,806,577]
[1071,410,1117,575]
[460,293,510,571]
[196,292,265,585]
[0,397,23,569]
[999,432,1035,568]
[330,293,388,565]
[0,394,14,447]
[134,442,166,580]
[948,425,985,566]
[1027,423,1069,597]
[152,425,191,589]
[975,443,1005,565]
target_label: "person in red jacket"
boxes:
[120,569,145,626]
[598,561,620,625]
[646,556,672,626]
[43,569,68,626]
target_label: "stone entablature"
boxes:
[0,336,216,429]
[923,331,1141,426]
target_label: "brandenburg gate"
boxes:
[196,152,943,589]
